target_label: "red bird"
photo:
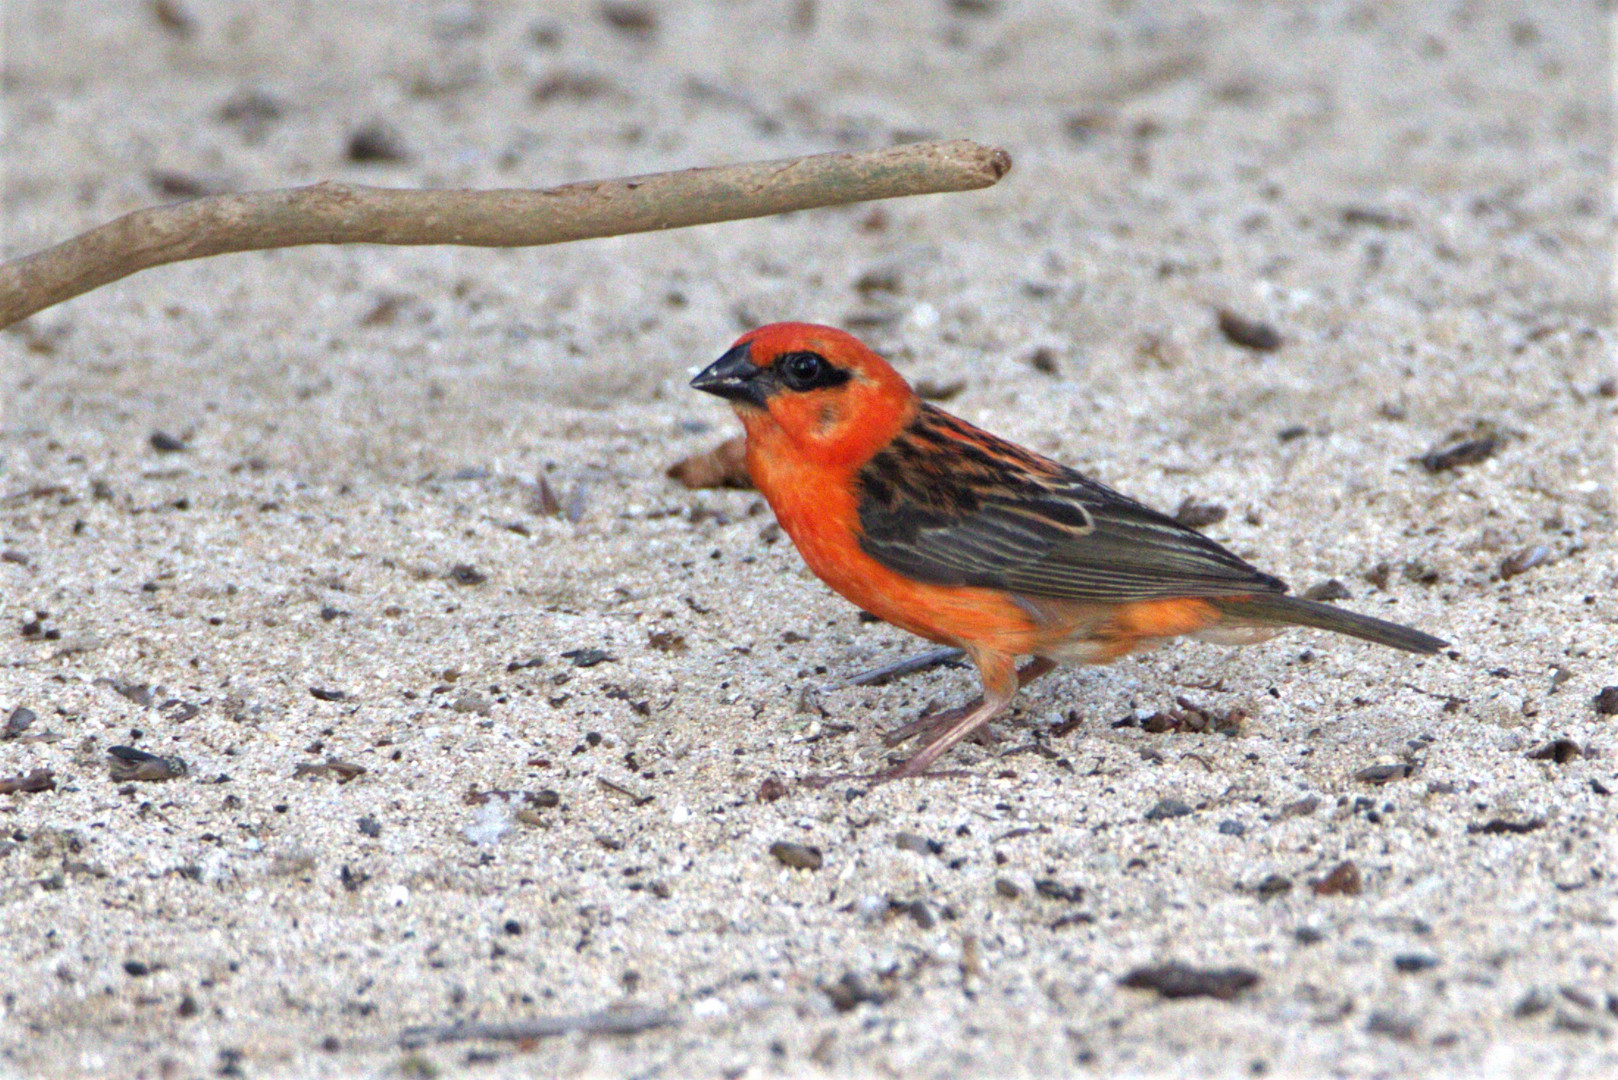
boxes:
[691,323,1446,781]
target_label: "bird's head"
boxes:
[690,322,914,468]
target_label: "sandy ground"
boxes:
[2,2,1614,1077]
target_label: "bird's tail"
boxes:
[1210,594,1448,654]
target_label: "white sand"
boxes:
[2,2,1613,1077]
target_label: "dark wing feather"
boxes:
[856,404,1286,603]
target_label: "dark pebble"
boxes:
[1525,739,1582,764]
[1313,860,1363,896]
[1033,879,1084,903]
[889,898,936,929]
[561,648,613,668]
[768,841,823,871]
[1276,424,1309,442]
[448,564,487,586]
[357,815,382,838]
[821,972,887,1012]
[600,1,657,37]
[1419,435,1501,472]
[1593,687,1618,715]
[1255,874,1292,899]
[1120,962,1259,1000]
[1026,347,1059,374]
[1301,579,1352,602]
[1217,309,1283,351]
[178,994,199,1017]
[123,960,152,976]
[531,789,561,809]
[504,919,523,935]
[1217,820,1245,837]
[1467,817,1545,835]
[756,776,787,802]
[1294,926,1325,945]
[1145,797,1194,821]
[1365,1011,1416,1041]
[1341,206,1411,229]
[994,877,1023,899]
[149,431,187,453]
[1514,989,1553,1018]
[1394,954,1439,973]
[1500,545,1553,580]
[1173,498,1228,528]
[3,706,36,738]
[347,122,411,164]
[1277,795,1320,819]
[309,687,346,702]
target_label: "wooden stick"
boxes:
[0,140,1010,329]
[399,1006,676,1048]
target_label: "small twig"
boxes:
[1,140,1010,328]
[837,646,967,688]
[399,1006,677,1049]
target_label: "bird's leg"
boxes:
[885,650,1026,780]
[799,655,1052,788]
[882,656,1056,747]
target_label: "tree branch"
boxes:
[0,140,1010,329]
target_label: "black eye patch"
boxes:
[774,351,851,392]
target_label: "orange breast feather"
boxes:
[742,419,1047,657]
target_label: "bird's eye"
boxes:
[777,351,842,392]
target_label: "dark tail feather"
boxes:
[1211,594,1448,654]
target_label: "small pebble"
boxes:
[1365,1011,1417,1041]
[3,706,36,739]
[1033,879,1084,903]
[1394,954,1439,973]
[1593,687,1618,716]
[1419,434,1501,472]
[1254,874,1292,899]
[347,122,410,163]
[1216,309,1283,351]
[1313,860,1363,896]
[1301,579,1351,602]
[768,841,822,871]
[1144,797,1194,821]
[1120,963,1259,1000]
[1500,545,1552,580]
[994,877,1023,899]
[1173,498,1227,528]
[149,431,187,453]
[821,972,886,1012]
[1217,819,1245,837]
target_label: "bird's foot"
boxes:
[881,701,997,748]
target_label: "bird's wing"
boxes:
[855,404,1287,603]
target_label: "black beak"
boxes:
[690,343,768,407]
